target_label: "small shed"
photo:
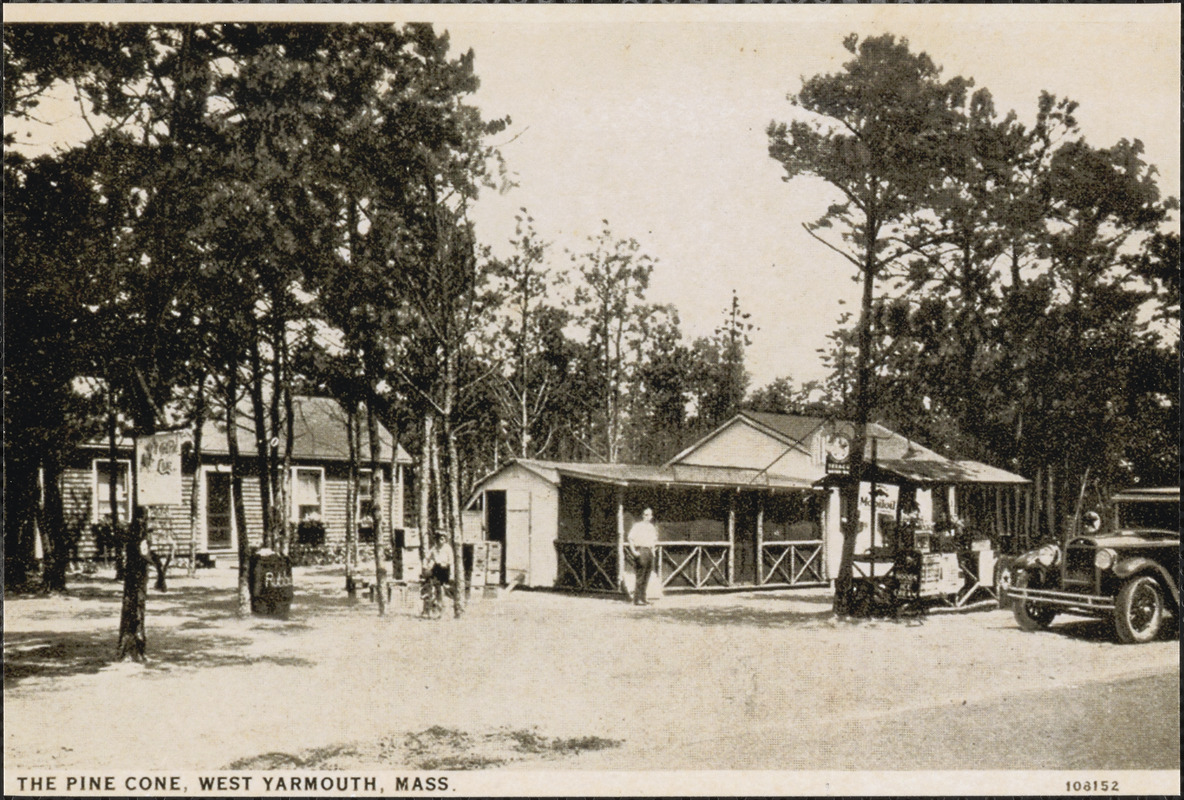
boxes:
[467,459,826,592]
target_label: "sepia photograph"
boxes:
[4,3,1179,797]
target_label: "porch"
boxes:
[552,469,826,594]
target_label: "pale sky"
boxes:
[8,4,1181,388]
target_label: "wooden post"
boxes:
[616,487,625,592]
[1023,486,1032,550]
[995,486,1004,539]
[727,492,735,586]
[756,493,765,586]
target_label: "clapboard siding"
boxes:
[58,450,399,559]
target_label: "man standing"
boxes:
[627,508,659,605]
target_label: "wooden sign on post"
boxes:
[135,431,187,506]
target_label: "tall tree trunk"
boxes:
[40,447,71,592]
[430,421,451,614]
[367,397,386,616]
[116,516,149,662]
[442,348,465,616]
[1046,466,1057,544]
[418,410,434,569]
[248,335,273,546]
[345,404,358,595]
[834,229,878,616]
[4,457,36,587]
[186,376,207,577]
[107,385,125,578]
[117,435,152,662]
[351,405,363,569]
[227,359,251,616]
[269,314,285,552]
[280,371,295,556]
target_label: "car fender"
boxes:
[1113,558,1180,606]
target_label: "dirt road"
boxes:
[4,565,1178,773]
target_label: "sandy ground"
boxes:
[4,564,1179,772]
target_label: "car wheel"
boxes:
[1012,572,1057,631]
[1114,575,1164,644]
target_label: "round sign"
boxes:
[826,434,851,462]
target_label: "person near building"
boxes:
[627,508,659,605]
[422,533,453,617]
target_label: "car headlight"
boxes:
[1035,544,1061,568]
[1094,548,1117,570]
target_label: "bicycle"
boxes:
[420,574,445,619]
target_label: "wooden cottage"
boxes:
[467,459,826,592]
[63,396,413,564]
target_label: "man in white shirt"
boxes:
[426,533,453,587]
[627,508,659,605]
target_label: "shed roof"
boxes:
[867,458,1030,486]
[474,458,821,494]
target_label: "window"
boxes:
[93,459,131,523]
[358,469,376,543]
[291,467,324,522]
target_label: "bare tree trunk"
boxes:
[117,440,150,662]
[116,514,149,661]
[417,411,434,578]
[834,238,877,616]
[345,404,358,595]
[1046,466,1057,544]
[350,406,361,569]
[429,421,452,615]
[280,376,295,557]
[268,315,286,553]
[447,429,466,616]
[367,398,386,616]
[107,384,124,578]
[40,448,71,592]
[227,360,251,617]
[186,376,206,578]
[248,335,273,547]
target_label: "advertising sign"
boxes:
[135,431,187,506]
[856,481,899,551]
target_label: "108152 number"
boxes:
[1067,780,1117,792]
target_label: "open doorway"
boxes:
[485,490,507,585]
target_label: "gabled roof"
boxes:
[663,411,823,466]
[738,411,828,448]
[667,410,946,467]
[670,411,1025,486]
[82,395,412,464]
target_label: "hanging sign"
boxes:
[136,431,187,506]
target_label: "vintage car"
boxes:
[1006,487,1179,644]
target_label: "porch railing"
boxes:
[656,542,730,590]
[555,540,618,592]
[758,540,825,586]
[554,538,827,593]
